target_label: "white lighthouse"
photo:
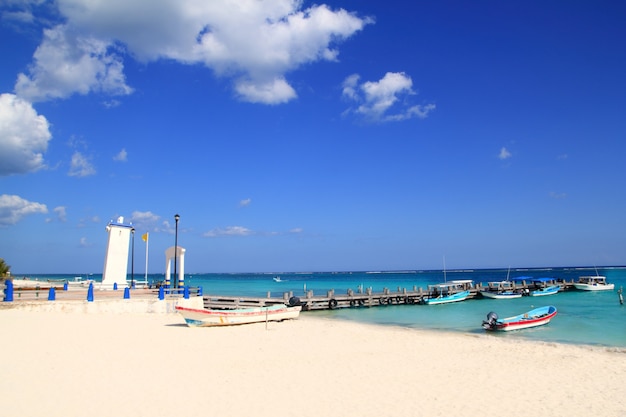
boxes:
[102,216,133,289]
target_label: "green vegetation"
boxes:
[0,258,10,280]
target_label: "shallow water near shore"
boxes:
[18,266,626,348]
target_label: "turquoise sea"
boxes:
[17,266,626,348]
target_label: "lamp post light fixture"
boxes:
[131,227,135,288]
[174,214,180,289]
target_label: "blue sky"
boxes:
[1,0,625,274]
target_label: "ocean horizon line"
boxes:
[13,264,626,277]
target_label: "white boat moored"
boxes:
[573,276,614,291]
[480,290,523,299]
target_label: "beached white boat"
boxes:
[482,305,557,331]
[421,280,473,305]
[573,276,614,291]
[176,304,301,327]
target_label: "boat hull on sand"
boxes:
[176,304,301,327]
[482,305,557,332]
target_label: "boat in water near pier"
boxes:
[420,280,472,305]
[573,275,614,291]
[530,285,560,296]
[479,280,523,299]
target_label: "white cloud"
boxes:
[549,191,567,199]
[53,206,67,222]
[204,226,254,237]
[239,198,252,208]
[0,0,44,29]
[159,218,181,234]
[2,10,35,25]
[129,210,161,231]
[103,99,121,108]
[0,93,51,176]
[128,211,182,234]
[341,73,360,100]
[15,25,133,102]
[203,224,302,237]
[13,0,371,104]
[68,151,96,177]
[0,194,48,226]
[131,211,160,222]
[77,215,100,228]
[113,148,127,162]
[342,72,435,122]
[498,147,512,160]
[235,77,296,105]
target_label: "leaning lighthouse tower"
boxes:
[102,216,133,289]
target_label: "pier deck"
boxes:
[203,279,581,311]
[2,279,583,310]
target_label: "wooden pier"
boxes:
[203,279,582,311]
[2,279,584,311]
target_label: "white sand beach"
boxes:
[1,306,624,417]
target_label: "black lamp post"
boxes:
[131,227,135,288]
[174,214,180,288]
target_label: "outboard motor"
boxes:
[288,296,301,307]
[482,311,498,329]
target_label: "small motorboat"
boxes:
[482,305,557,332]
[480,290,523,299]
[530,285,560,297]
[480,278,523,299]
[420,280,473,305]
[512,277,560,296]
[421,258,473,305]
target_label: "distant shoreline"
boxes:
[8,264,626,276]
